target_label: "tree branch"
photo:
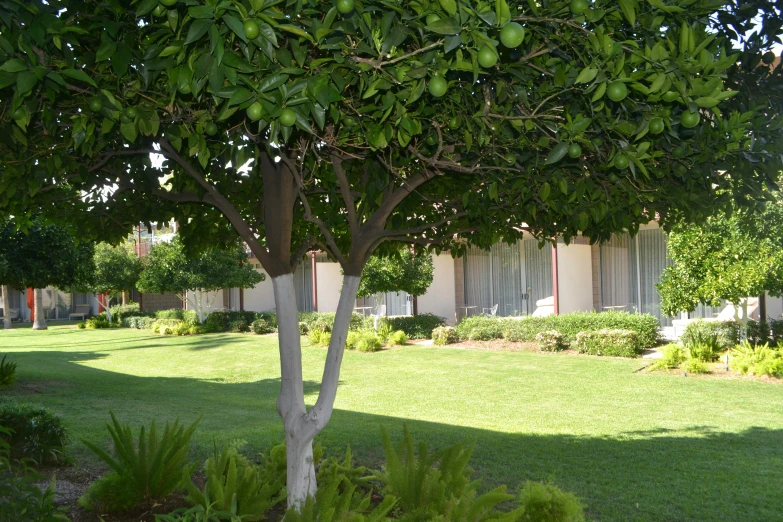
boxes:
[330,153,360,237]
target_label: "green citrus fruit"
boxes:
[762,51,776,65]
[246,102,263,121]
[500,22,525,48]
[89,98,103,112]
[342,117,357,127]
[608,173,619,183]
[570,0,589,15]
[160,0,177,6]
[648,117,665,135]
[426,14,441,25]
[614,155,629,169]
[674,163,688,175]
[279,108,297,127]
[205,122,218,136]
[661,91,679,102]
[153,4,167,16]
[448,116,461,129]
[395,66,409,82]
[11,107,25,120]
[125,106,138,119]
[243,19,260,39]
[428,76,448,97]
[336,0,354,14]
[607,81,628,102]
[477,45,498,68]
[505,153,516,165]
[425,134,437,145]
[568,143,582,158]
[672,146,687,158]
[680,110,700,128]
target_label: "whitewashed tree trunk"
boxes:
[32,288,47,330]
[2,286,11,329]
[103,296,114,323]
[272,273,362,509]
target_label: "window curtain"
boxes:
[638,229,672,326]
[463,247,493,315]
[294,261,314,312]
[523,239,553,313]
[492,242,525,316]
[600,235,638,312]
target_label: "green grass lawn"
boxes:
[1,324,781,521]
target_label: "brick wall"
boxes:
[140,292,183,312]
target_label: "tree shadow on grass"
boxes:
[1,350,781,522]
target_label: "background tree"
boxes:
[70,242,142,322]
[658,196,783,331]
[1,0,782,506]
[358,248,434,315]
[0,220,93,330]
[136,237,263,323]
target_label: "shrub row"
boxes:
[573,329,643,357]
[454,311,661,349]
[378,313,446,339]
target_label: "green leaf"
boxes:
[439,0,457,16]
[222,14,247,41]
[62,68,97,87]
[16,71,38,94]
[278,25,314,43]
[489,182,498,202]
[258,72,289,93]
[135,0,158,17]
[618,0,637,26]
[545,142,569,165]
[539,182,551,201]
[572,117,592,135]
[427,18,461,35]
[121,122,137,143]
[185,20,213,45]
[495,0,511,26]
[575,67,598,84]
[694,97,719,108]
[95,41,117,63]
[228,88,254,106]
[591,82,606,102]
[188,6,214,19]
[0,60,27,73]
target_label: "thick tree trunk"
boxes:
[272,273,362,509]
[2,286,10,329]
[32,289,47,330]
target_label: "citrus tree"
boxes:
[1,0,782,505]
[658,193,783,330]
[136,237,263,323]
[0,220,94,330]
[358,248,434,311]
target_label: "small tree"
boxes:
[658,200,783,333]
[71,243,142,322]
[137,237,263,323]
[0,220,93,330]
[358,248,434,315]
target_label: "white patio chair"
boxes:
[482,304,498,316]
[372,304,386,329]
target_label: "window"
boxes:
[294,260,314,312]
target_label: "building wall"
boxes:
[316,261,343,312]
[765,293,783,320]
[243,268,277,312]
[141,292,183,312]
[417,253,457,324]
[556,242,594,314]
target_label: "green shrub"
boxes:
[684,331,722,362]
[109,302,141,323]
[746,321,772,347]
[0,456,69,522]
[298,322,309,335]
[683,358,710,374]
[769,319,783,347]
[517,480,586,522]
[681,320,739,350]
[316,446,369,491]
[251,318,272,334]
[76,321,86,329]
[455,316,505,341]
[299,311,364,333]
[0,355,17,389]
[283,477,396,522]
[432,326,459,346]
[356,332,382,353]
[228,320,250,333]
[535,330,565,352]
[308,327,331,347]
[650,344,686,370]
[86,316,113,329]
[183,446,285,520]
[573,329,643,357]
[122,315,155,329]
[154,319,186,335]
[376,323,393,344]
[155,504,243,521]
[0,403,69,465]
[318,331,332,347]
[731,341,783,377]
[188,325,204,336]
[345,331,360,350]
[384,314,446,340]
[204,311,259,333]
[81,412,200,510]
[503,318,548,342]
[387,330,408,346]
[78,472,142,513]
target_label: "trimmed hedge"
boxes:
[456,311,661,349]
[681,320,740,349]
[574,329,643,357]
[536,331,565,352]
[122,316,155,329]
[432,326,459,345]
[381,314,446,339]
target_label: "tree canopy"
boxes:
[658,193,783,319]
[136,237,263,322]
[358,248,434,298]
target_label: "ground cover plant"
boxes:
[1,325,782,521]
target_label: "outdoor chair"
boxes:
[372,304,386,329]
[482,304,498,316]
[0,308,19,323]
